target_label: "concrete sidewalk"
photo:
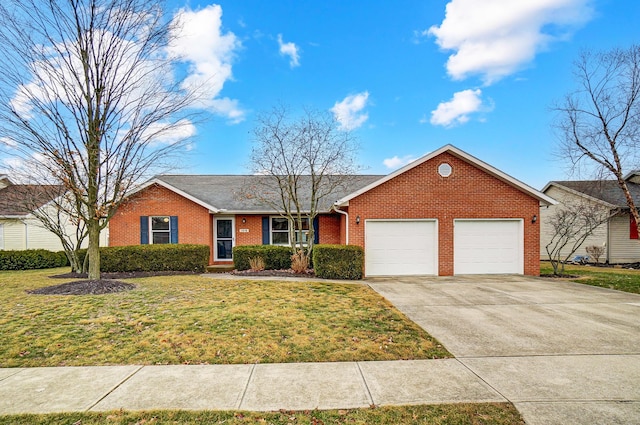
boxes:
[0,359,505,415]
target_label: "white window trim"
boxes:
[214,216,235,262]
[269,216,310,246]
[150,216,171,245]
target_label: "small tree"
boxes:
[585,245,606,265]
[554,45,640,236]
[545,201,612,275]
[246,105,359,268]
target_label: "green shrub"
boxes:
[312,244,364,280]
[0,249,68,270]
[99,244,210,272]
[233,245,292,271]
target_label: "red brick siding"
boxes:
[347,152,540,276]
[318,215,341,244]
[234,216,264,246]
[110,184,214,262]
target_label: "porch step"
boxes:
[206,265,235,273]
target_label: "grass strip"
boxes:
[0,403,524,425]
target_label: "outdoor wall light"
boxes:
[242,217,246,224]
[356,215,361,224]
[532,214,537,224]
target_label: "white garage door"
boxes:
[365,220,437,276]
[454,219,523,274]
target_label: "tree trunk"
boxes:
[87,219,101,280]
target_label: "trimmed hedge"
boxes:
[233,245,292,271]
[0,249,68,270]
[98,244,210,272]
[312,244,364,280]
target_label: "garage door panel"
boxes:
[454,220,523,275]
[366,220,437,276]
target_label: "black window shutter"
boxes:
[313,216,320,244]
[140,216,149,244]
[262,216,270,244]
[170,216,178,243]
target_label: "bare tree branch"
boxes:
[553,45,640,236]
[243,105,359,264]
[0,0,201,279]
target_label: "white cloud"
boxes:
[428,0,593,84]
[169,5,244,122]
[430,89,484,127]
[330,91,370,131]
[143,119,197,145]
[277,34,300,68]
[383,155,418,170]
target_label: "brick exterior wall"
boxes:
[109,184,214,262]
[346,152,540,276]
[110,185,343,265]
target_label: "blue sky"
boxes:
[167,0,640,190]
[10,0,636,190]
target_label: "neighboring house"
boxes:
[541,172,640,264]
[109,145,555,276]
[0,175,108,251]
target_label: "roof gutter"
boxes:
[332,205,349,245]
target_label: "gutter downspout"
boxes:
[332,205,349,245]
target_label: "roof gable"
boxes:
[335,144,556,206]
[543,180,640,208]
[128,174,383,213]
[0,184,64,217]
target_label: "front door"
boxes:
[215,217,234,261]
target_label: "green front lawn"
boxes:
[0,268,450,367]
[541,261,640,294]
[0,404,524,425]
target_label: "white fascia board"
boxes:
[543,182,617,209]
[128,177,221,213]
[335,144,557,206]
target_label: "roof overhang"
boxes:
[542,181,618,209]
[127,178,220,213]
[335,144,557,207]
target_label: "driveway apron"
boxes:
[368,275,640,425]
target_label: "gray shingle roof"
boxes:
[551,180,640,208]
[155,174,383,212]
[0,184,63,217]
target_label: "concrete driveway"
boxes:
[368,275,640,425]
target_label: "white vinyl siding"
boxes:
[0,215,108,251]
[0,223,3,249]
[454,219,523,274]
[539,186,609,262]
[608,214,640,263]
[365,220,438,276]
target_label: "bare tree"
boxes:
[0,0,199,279]
[545,201,613,275]
[554,45,640,235]
[246,105,359,267]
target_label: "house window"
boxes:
[271,217,289,245]
[151,216,171,244]
[270,217,310,245]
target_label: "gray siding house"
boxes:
[540,172,640,264]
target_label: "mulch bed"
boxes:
[540,274,580,279]
[27,279,135,295]
[229,268,316,278]
[50,270,198,280]
[29,270,198,296]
